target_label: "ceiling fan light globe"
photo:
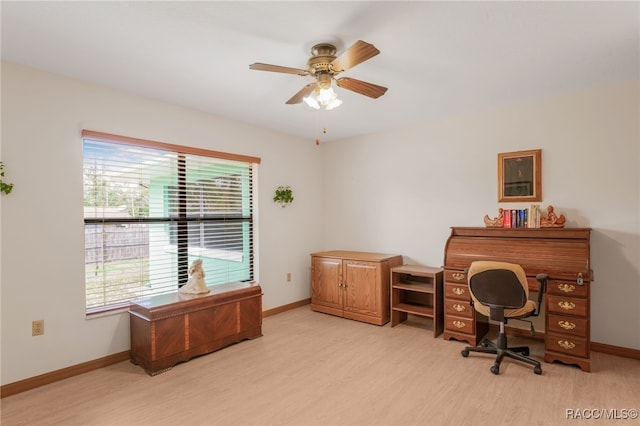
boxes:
[326,98,342,110]
[317,87,334,104]
[303,95,320,109]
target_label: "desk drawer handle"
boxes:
[558,283,575,293]
[452,304,466,312]
[451,273,465,281]
[452,320,466,329]
[452,287,466,296]
[557,301,576,310]
[558,340,576,350]
[558,320,576,330]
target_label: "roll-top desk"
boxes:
[443,227,592,371]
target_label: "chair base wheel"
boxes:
[534,366,542,375]
[461,349,469,357]
[490,364,500,375]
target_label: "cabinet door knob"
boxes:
[558,301,576,310]
[452,304,466,312]
[452,320,466,329]
[558,340,576,350]
[558,320,576,330]
[558,283,575,293]
[452,287,466,296]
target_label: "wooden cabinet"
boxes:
[129,281,262,375]
[443,227,592,371]
[391,265,443,337]
[311,251,402,326]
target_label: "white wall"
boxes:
[320,80,640,351]
[0,63,324,385]
[1,63,638,386]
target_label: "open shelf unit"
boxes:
[390,265,443,337]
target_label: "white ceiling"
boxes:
[2,1,638,142]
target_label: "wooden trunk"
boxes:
[129,281,262,375]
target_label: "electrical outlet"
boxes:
[286,272,292,282]
[32,320,44,336]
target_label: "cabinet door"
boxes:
[343,260,380,317]
[311,256,343,311]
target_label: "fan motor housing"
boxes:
[307,43,337,77]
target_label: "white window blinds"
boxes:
[82,130,259,314]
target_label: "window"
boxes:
[82,130,260,314]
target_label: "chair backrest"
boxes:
[468,261,529,310]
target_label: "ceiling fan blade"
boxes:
[336,77,388,99]
[330,40,380,73]
[286,83,317,104]
[249,63,309,76]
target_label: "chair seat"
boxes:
[473,300,537,319]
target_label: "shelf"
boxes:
[392,264,443,277]
[392,282,434,293]
[390,265,443,336]
[392,303,434,317]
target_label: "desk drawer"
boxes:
[444,283,470,301]
[546,314,588,338]
[547,280,589,298]
[546,332,588,358]
[445,314,474,334]
[547,295,588,317]
[444,299,473,319]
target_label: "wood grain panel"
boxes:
[444,299,473,319]
[547,314,589,338]
[154,316,186,358]
[547,295,589,317]
[444,283,469,302]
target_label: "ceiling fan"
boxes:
[249,40,387,109]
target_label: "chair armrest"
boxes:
[463,267,473,305]
[531,273,548,317]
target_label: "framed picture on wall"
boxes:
[498,149,541,202]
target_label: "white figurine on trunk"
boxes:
[179,259,210,294]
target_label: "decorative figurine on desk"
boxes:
[179,259,210,294]
[483,208,504,228]
[540,205,566,228]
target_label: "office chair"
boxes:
[460,261,547,375]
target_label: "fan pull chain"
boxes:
[315,127,327,145]
[315,108,321,145]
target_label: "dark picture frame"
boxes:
[498,149,541,202]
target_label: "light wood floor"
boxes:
[2,306,639,426]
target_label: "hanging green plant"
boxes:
[0,162,14,195]
[273,185,293,207]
